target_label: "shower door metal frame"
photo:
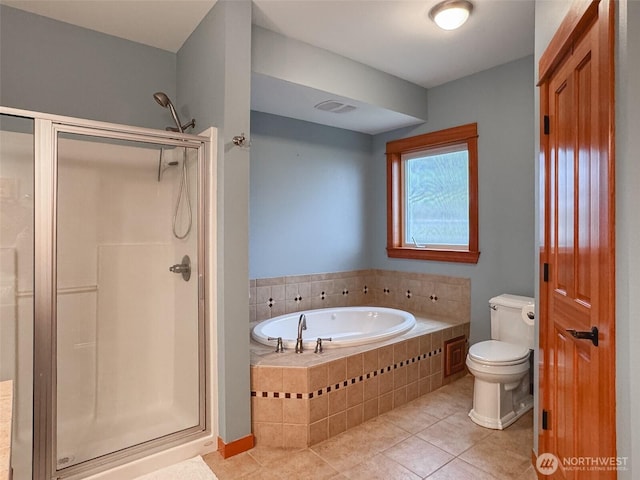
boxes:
[1,107,213,480]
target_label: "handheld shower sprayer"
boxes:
[153,92,195,240]
[153,92,195,133]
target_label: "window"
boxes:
[386,123,479,263]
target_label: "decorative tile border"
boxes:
[251,347,443,400]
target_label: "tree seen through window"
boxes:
[405,149,469,248]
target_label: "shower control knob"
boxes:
[169,255,191,281]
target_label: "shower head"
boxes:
[153,91,184,133]
[153,92,171,108]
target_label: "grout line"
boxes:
[251,348,443,399]
[238,377,533,480]
[424,457,465,479]
[305,448,341,476]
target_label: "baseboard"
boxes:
[217,434,255,459]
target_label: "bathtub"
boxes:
[251,306,416,349]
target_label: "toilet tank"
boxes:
[489,294,535,349]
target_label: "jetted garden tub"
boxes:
[251,306,416,349]
[249,311,470,449]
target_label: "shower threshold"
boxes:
[56,404,198,470]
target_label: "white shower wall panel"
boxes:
[94,148,175,245]
[171,269,199,421]
[170,147,200,418]
[96,244,176,417]
[0,248,17,381]
[56,291,97,426]
[0,131,34,393]
[56,154,99,290]
[14,297,32,442]
[57,140,199,418]
[0,130,34,479]
[55,138,201,448]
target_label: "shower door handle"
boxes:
[169,255,191,281]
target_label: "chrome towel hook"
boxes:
[232,133,248,147]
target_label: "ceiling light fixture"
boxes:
[429,0,473,31]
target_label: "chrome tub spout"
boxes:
[295,314,307,353]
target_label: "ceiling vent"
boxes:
[313,100,357,114]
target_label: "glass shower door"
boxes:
[53,128,205,474]
[0,114,35,480]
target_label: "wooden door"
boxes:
[538,1,615,479]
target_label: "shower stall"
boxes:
[0,106,217,480]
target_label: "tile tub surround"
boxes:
[249,269,470,324]
[250,317,470,448]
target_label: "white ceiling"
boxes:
[1,0,535,133]
[252,0,534,89]
[0,0,218,53]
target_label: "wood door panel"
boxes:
[576,346,597,456]
[575,46,595,307]
[539,1,615,478]
[551,293,591,331]
[552,76,574,299]
[554,331,574,463]
[553,329,598,480]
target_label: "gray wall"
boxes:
[250,112,372,278]
[178,0,252,443]
[615,1,640,476]
[0,5,175,130]
[249,58,534,347]
[370,56,535,345]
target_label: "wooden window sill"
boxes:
[386,247,480,264]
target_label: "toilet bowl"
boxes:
[466,340,532,429]
[467,294,535,430]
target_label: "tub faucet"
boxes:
[295,314,307,353]
[267,336,284,353]
[314,337,332,354]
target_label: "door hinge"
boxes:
[543,115,550,135]
[543,263,549,282]
[542,409,550,430]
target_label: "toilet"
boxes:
[466,294,535,430]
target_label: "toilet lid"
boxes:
[469,340,530,365]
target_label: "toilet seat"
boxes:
[469,340,530,366]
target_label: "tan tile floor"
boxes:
[203,375,538,479]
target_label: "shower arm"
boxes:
[165,118,196,133]
[153,92,195,133]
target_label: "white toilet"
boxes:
[466,294,535,430]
